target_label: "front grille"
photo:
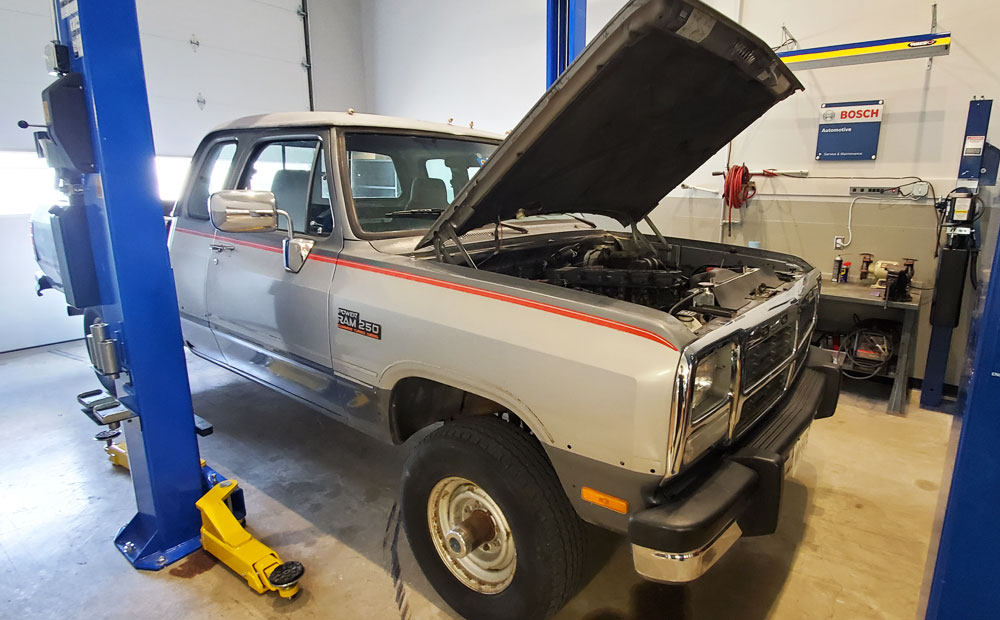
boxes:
[793,342,809,374]
[743,319,795,389]
[797,291,818,345]
[736,367,790,436]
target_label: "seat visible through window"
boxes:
[405,177,448,211]
[271,169,311,232]
[241,138,331,235]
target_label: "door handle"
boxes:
[209,243,235,253]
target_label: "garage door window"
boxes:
[186,141,236,219]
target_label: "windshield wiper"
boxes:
[386,208,444,218]
[565,213,597,228]
[498,220,528,234]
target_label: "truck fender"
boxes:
[377,361,553,444]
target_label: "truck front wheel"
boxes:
[401,416,583,620]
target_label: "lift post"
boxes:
[50,0,205,569]
[42,2,303,594]
[920,99,995,409]
[546,0,587,87]
[924,199,1000,618]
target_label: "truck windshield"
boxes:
[344,132,499,234]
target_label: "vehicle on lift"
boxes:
[33,1,838,618]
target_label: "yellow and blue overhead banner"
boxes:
[778,32,950,70]
[817,100,884,161]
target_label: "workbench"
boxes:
[819,280,923,414]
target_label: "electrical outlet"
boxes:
[833,236,846,249]
[910,181,930,198]
[849,186,900,196]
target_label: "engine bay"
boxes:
[478,233,803,334]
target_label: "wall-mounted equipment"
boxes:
[957,99,999,188]
[777,32,950,71]
[921,100,994,408]
[23,45,104,309]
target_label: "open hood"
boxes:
[417,0,801,249]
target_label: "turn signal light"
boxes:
[581,487,628,514]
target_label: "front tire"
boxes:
[401,416,583,620]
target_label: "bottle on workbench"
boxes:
[840,261,851,283]
[832,255,843,283]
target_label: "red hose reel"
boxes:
[722,164,757,236]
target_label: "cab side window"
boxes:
[186,141,236,219]
[240,139,332,236]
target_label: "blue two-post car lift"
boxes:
[923,108,1000,617]
[547,0,587,87]
[39,0,302,597]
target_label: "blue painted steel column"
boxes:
[921,100,993,409]
[925,224,1000,617]
[546,0,587,87]
[52,1,205,569]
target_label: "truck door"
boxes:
[205,132,343,404]
[170,138,238,361]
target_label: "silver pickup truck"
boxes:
[34,1,839,618]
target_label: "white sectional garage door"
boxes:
[0,0,309,352]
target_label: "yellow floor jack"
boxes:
[96,429,130,469]
[95,429,303,598]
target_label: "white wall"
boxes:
[727,0,1000,190]
[309,0,368,111]
[358,1,546,132]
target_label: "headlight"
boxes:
[690,344,734,422]
[680,343,735,465]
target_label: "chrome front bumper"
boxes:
[627,356,839,584]
[632,520,743,583]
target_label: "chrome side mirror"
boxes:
[209,190,277,233]
[283,236,314,273]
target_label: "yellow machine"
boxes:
[196,479,304,598]
[96,438,303,598]
[105,441,129,469]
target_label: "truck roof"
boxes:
[211,111,506,141]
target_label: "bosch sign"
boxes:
[839,108,880,120]
[816,100,885,160]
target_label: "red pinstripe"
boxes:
[177,228,677,351]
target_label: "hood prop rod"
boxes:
[432,223,478,269]
[630,220,659,256]
[643,216,669,246]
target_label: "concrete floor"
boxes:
[0,340,953,620]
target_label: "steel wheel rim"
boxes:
[427,476,516,594]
